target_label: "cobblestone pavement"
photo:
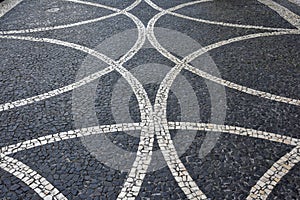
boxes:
[0,0,300,199]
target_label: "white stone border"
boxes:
[2,122,300,157]
[0,0,22,18]
[287,0,300,6]
[258,0,300,29]
[145,0,294,31]
[170,122,300,146]
[247,146,300,199]
[0,154,67,200]
[0,123,141,156]
[0,0,141,34]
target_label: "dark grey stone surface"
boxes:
[0,0,299,199]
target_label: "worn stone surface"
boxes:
[0,0,299,199]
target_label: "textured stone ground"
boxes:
[0,0,300,199]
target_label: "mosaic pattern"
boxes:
[0,0,300,199]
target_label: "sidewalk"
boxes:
[0,0,300,199]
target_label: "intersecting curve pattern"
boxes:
[0,0,300,199]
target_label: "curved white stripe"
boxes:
[184,30,300,62]
[0,66,114,112]
[1,1,299,200]
[62,1,155,198]
[1,123,141,156]
[2,121,299,199]
[184,63,300,106]
[147,1,210,199]
[0,1,150,199]
[156,118,209,199]
[0,35,115,66]
[0,28,149,199]
[169,122,300,146]
[0,14,153,200]
[0,13,120,35]
[258,0,300,29]
[63,0,120,12]
[168,11,293,31]
[0,0,140,35]
[2,122,299,157]
[145,0,293,31]
[0,5,146,112]
[287,0,300,6]
[0,0,23,18]
[65,0,141,12]
[183,30,300,106]
[124,0,142,11]
[246,146,300,199]
[0,154,67,200]
[146,19,300,106]
[146,0,300,107]
[146,2,300,198]
[0,3,156,197]
[172,122,300,199]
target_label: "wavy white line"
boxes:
[1,0,300,199]
[146,16,300,106]
[247,146,300,200]
[287,0,300,6]
[0,0,23,18]
[145,1,300,199]
[0,0,141,35]
[2,121,299,199]
[146,0,215,199]
[145,0,293,31]
[0,66,114,112]
[0,1,155,199]
[258,0,300,29]
[2,122,299,156]
[0,0,146,112]
[0,13,120,35]
[0,154,67,199]
[62,1,156,199]
[170,122,300,146]
[0,123,141,156]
